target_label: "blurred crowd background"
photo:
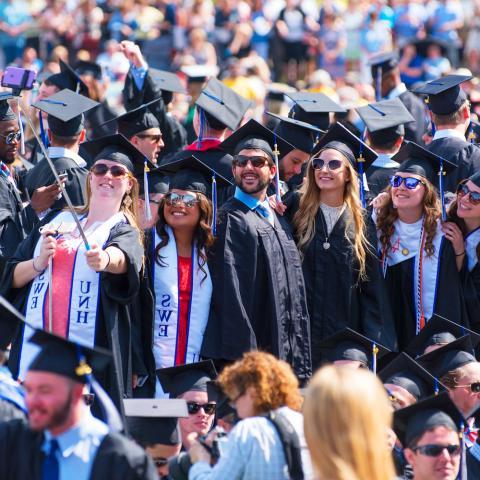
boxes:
[2,0,480,134]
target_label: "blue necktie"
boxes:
[256,202,274,225]
[42,438,60,480]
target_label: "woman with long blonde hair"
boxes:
[374,141,470,350]
[304,364,396,480]
[3,134,146,409]
[289,122,396,371]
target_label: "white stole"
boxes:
[465,227,480,272]
[18,211,127,380]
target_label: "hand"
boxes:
[370,192,390,210]
[442,222,465,254]
[132,374,138,389]
[187,433,211,464]
[268,195,286,215]
[118,41,145,68]
[85,244,110,272]
[37,229,58,270]
[30,182,63,214]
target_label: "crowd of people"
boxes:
[2,1,480,480]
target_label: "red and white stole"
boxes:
[18,210,127,380]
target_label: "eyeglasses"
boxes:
[312,158,343,171]
[0,131,21,144]
[136,133,163,143]
[91,163,129,178]
[412,444,460,457]
[457,183,480,205]
[165,192,199,208]
[186,401,216,415]
[233,155,271,168]
[153,457,168,468]
[390,175,426,189]
[452,382,480,392]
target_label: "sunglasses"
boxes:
[233,155,271,168]
[412,444,460,457]
[457,183,480,205]
[153,457,168,468]
[165,192,199,208]
[312,158,343,171]
[186,401,216,415]
[0,131,21,144]
[91,163,129,178]
[390,175,426,189]
[453,382,480,392]
[136,133,163,143]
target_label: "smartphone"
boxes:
[1,67,36,90]
[56,172,68,200]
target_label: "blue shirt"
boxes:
[42,411,109,480]
[130,64,148,91]
[234,187,274,225]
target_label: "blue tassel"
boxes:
[434,378,439,395]
[143,160,152,222]
[38,110,49,149]
[375,69,382,102]
[358,128,367,208]
[439,160,446,221]
[211,173,217,236]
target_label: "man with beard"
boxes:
[201,121,312,381]
[0,328,157,480]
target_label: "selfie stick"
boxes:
[18,98,90,250]
[48,257,53,332]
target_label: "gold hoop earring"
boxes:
[123,195,132,208]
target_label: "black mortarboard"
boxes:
[124,399,188,446]
[207,381,235,420]
[47,60,89,97]
[138,167,170,196]
[82,133,155,175]
[0,295,25,351]
[75,61,103,80]
[156,360,217,398]
[355,98,415,144]
[220,118,294,160]
[413,75,471,115]
[195,78,251,131]
[317,327,390,371]
[379,352,445,401]
[0,92,15,121]
[149,69,187,94]
[33,89,99,137]
[312,121,377,170]
[266,112,324,153]
[405,315,480,359]
[369,51,399,78]
[418,335,477,379]
[286,92,346,131]
[28,329,111,384]
[393,392,464,447]
[466,170,480,189]
[100,99,161,138]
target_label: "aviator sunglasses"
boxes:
[233,155,271,168]
[91,163,129,178]
[457,182,480,205]
[390,175,426,189]
[165,192,199,208]
[0,130,21,144]
[452,381,480,393]
[186,401,216,415]
[412,444,460,457]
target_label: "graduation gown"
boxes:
[462,228,480,332]
[123,68,187,161]
[85,100,118,140]
[0,419,158,480]
[23,148,88,210]
[366,154,399,200]
[467,444,480,478]
[1,211,145,410]
[397,90,426,145]
[427,136,480,193]
[287,195,397,370]
[202,197,312,380]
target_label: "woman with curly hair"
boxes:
[138,157,230,398]
[188,351,313,480]
[287,122,396,371]
[374,141,469,350]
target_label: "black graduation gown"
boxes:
[0,419,158,480]
[1,211,145,410]
[398,90,426,145]
[123,68,188,161]
[288,197,397,370]
[85,100,118,140]
[467,445,480,477]
[366,165,397,199]
[462,261,480,333]
[384,237,470,350]
[23,155,88,210]
[202,197,312,380]
[427,137,480,193]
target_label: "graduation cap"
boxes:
[413,75,471,116]
[379,352,445,401]
[124,399,188,446]
[266,83,296,103]
[266,112,324,154]
[393,392,464,448]
[149,69,187,94]
[99,98,162,138]
[466,170,480,189]
[156,360,217,398]
[195,77,251,133]
[0,295,26,351]
[81,133,155,175]
[137,167,170,196]
[405,315,480,359]
[368,51,399,101]
[207,380,236,420]
[418,335,478,379]
[75,60,104,80]
[181,64,218,84]
[355,98,415,144]
[0,92,15,121]
[392,140,457,219]
[317,327,390,372]
[33,88,99,137]
[47,59,89,97]
[286,92,346,131]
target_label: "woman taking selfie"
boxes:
[287,122,396,370]
[3,134,147,406]
[374,141,469,349]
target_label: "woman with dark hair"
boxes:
[374,141,470,349]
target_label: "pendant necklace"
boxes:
[320,204,344,250]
